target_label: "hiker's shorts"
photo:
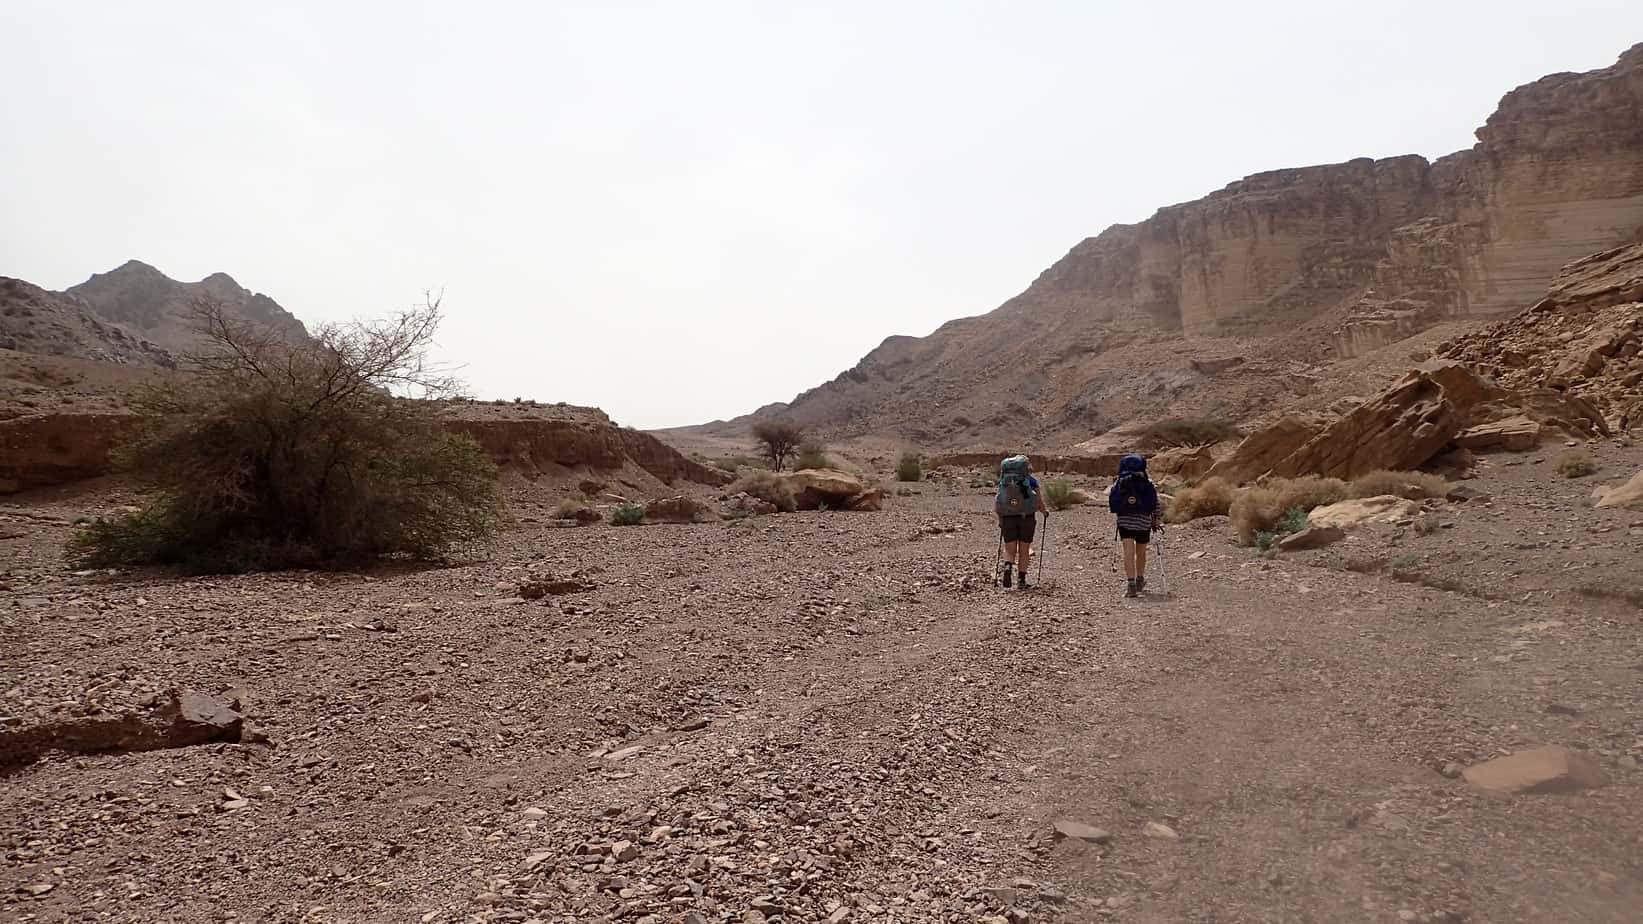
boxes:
[999,515,1036,543]
[1118,527,1152,545]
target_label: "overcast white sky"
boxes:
[3,3,1640,427]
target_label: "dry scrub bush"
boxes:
[1137,417,1240,449]
[1556,450,1598,478]
[1043,479,1083,511]
[795,441,832,471]
[752,420,805,471]
[1230,476,1347,545]
[727,470,797,513]
[1349,470,1449,499]
[1165,477,1235,523]
[609,502,647,526]
[895,453,922,482]
[67,298,503,573]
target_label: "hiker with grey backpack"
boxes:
[995,454,1048,589]
[1109,453,1163,598]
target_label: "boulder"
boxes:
[784,470,871,511]
[1151,445,1216,482]
[1307,496,1422,530]
[1051,819,1112,844]
[1204,416,1327,484]
[1190,356,1245,375]
[170,691,245,747]
[1453,416,1543,452]
[1462,746,1607,795]
[1594,469,1643,509]
[846,488,884,512]
[724,492,778,517]
[646,495,716,523]
[1277,526,1346,551]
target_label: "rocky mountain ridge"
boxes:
[716,43,1643,449]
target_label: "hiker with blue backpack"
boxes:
[1109,454,1163,598]
[995,454,1048,589]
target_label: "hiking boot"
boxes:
[1125,579,1139,598]
[1001,565,1013,588]
[1016,574,1030,590]
[1136,575,1147,594]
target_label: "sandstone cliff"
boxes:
[728,44,1643,448]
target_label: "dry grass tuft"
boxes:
[1230,476,1347,545]
[1165,477,1235,523]
[727,470,797,513]
[1556,450,1598,479]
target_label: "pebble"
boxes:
[1143,821,1179,840]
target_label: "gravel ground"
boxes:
[3,454,1641,923]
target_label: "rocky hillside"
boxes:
[720,43,1643,448]
[0,277,173,366]
[65,260,308,354]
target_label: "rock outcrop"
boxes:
[1441,243,1643,430]
[781,469,880,511]
[697,45,1643,448]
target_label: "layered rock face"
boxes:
[0,277,173,365]
[732,44,1643,445]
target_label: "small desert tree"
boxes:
[68,297,504,572]
[752,420,806,471]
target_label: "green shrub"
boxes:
[895,453,922,482]
[1231,477,1346,545]
[713,455,769,473]
[1252,506,1309,553]
[1137,417,1240,449]
[67,298,503,573]
[1391,553,1421,571]
[795,451,831,471]
[727,471,797,513]
[1556,450,1598,479]
[1043,479,1083,511]
[609,502,647,526]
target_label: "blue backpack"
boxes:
[1109,454,1158,516]
[995,455,1037,516]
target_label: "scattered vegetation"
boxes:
[895,453,922,482]
[1348,469,1449,499]
[795,440,831,471]
[1390,553,1422,571]
[713,455,770,473]
[1137,417,1240,449]
[67,297,503,573]
[1556,450,1598,479]
[1164,477,1235,523]
[752,420,806,471]
[609,502,647,526]
[727,470,797,513]
[1230,476,1347,545]
[1254,506,1310,552]
[1043,479,1084,511]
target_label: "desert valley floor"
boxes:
[4,438,1643,924]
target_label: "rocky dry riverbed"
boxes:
[3,447,1642,923]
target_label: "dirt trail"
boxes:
[3,458,1641,922]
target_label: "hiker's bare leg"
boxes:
[1017,542,1032,573]
[1004,541,1020,568]
[1122,539,1137,579]
[1136,542,1148,577]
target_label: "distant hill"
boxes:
[1,260,308,368]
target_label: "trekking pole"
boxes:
[1155,533,1170,596]
[1039,512,1049,585]
[992,528,1003,588]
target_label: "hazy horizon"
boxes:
[4,2,1641,428]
